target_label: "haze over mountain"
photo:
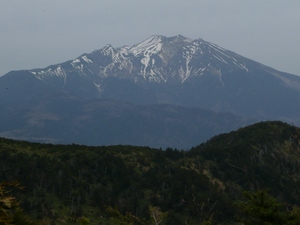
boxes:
[1,35,299,148]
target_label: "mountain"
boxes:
[1,35,300,147]
[1,121,300,224]
[0,92,250,149]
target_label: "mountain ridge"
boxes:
[26,34,263,85]
[1,35,300,147]
[1,121,300,224]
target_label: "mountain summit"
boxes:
[8,34,298,119]
[0,35,300,147]
[28,35,255,85]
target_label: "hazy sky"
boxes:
[1,0,300,76]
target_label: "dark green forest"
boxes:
[1,121,300,224]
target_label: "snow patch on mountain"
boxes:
[180,50,193,82]
[81,55,93,63]
[30,65,67,85]
[206,42,249,72]
[28,35,261,86]
[129,35,163,56]
[72,59,81,65]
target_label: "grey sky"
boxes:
[1,0,300,76]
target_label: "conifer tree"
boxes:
[0,181,38,225]
[236,190,300,225]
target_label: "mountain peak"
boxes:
[128,35,164,56]
[24,35,259,85]
[168,34,192,42]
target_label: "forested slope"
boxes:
[1,121,300,224]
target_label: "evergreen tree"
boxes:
[0,181,39,225]
[236,190,300,225]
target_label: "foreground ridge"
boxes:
[1,121,300,224]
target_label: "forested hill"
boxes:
[1,121,300,224]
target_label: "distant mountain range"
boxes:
[1,35,299,148]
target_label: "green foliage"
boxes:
[104,206,147,225]
[236,190,285,224]
[149,206,168,225]
[63,216,92,225]
[0,181,40,225]
[236,190,300,225]
[1,121,300,224]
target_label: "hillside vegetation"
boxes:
[1,121,300,224]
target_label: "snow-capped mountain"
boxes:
[28,35,254,85]
[1,35,300,148]
[10,35,298,119]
